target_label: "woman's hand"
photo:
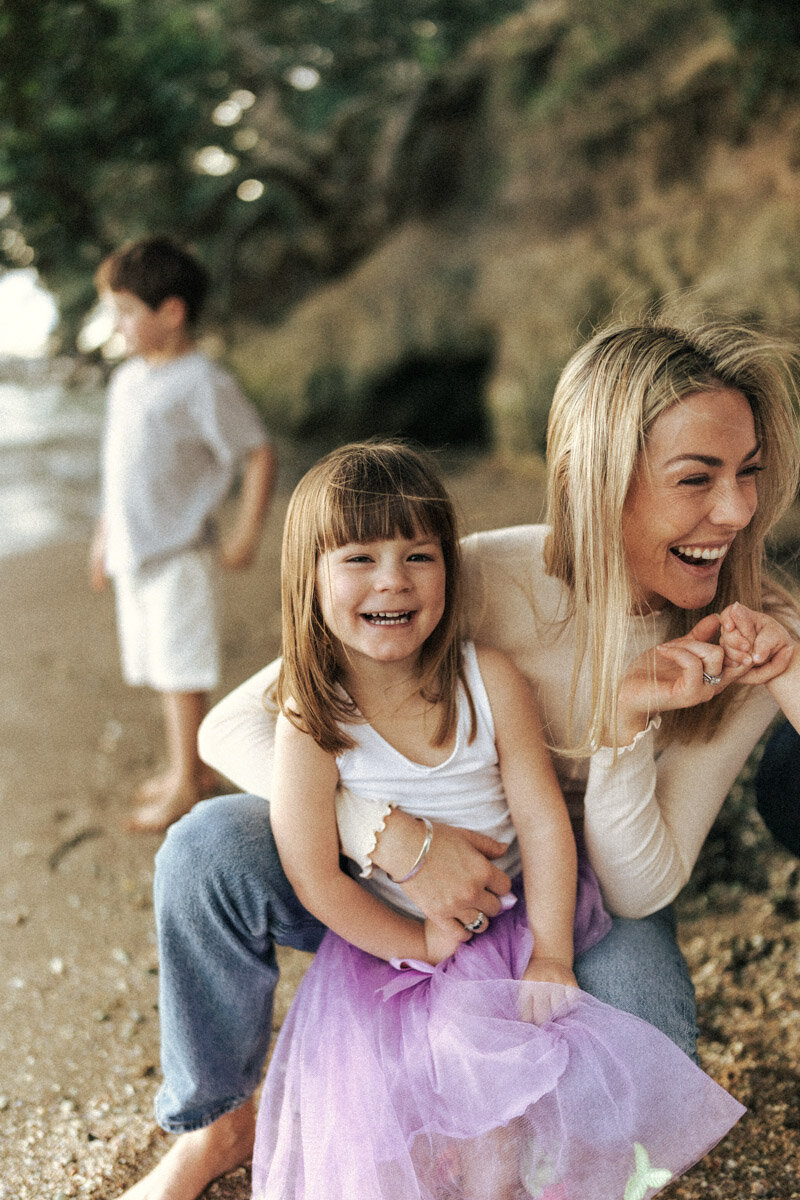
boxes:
[372,811,512,942]
[720,602,797,685]
[616,613,751,744]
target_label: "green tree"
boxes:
[0,0,526,345]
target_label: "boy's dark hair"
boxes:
[95,237,209,326]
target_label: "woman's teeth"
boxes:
[363,611,412,625]
[672,545,727,563]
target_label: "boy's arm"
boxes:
[219,443,276,569]
[89,519,107,593]
[477,647,578,985]
[271,714,437,963]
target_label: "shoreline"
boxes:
[0,459,797,1198]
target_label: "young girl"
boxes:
[253,441,744,1200]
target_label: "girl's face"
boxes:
[622,387,761,613]
[316,531,447,672]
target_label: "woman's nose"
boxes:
[711,481,756,529]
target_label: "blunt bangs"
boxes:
[315,446,455,555]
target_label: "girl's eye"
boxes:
[408,552,433,562]
[738,464,764,478]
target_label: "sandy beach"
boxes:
[0,453,797,1199]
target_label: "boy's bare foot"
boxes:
[134,767,218,805]
[125,770,220,834]
[124,797,195,834]
[117,1101,255,1200]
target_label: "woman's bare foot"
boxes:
[117,1101,255,1200]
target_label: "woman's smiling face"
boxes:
[622,387,761,613]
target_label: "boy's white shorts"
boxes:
[113,547,220,692]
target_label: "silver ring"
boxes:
[463,911,487,933]
[702,671,723,686]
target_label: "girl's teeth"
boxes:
[365,612,411,625]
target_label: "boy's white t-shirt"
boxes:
[101,350,268,576]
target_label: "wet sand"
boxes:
[0,455,797,1198]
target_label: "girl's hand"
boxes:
[720,602,797,685]
[519,957,578,1024]
[616,613,750,744]
[423,917,467,964]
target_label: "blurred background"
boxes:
[4,0,800,490]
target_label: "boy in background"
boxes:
[89,236,276,833]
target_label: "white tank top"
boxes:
[336,641,521,917]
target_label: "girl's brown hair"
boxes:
[275,440,472,754]
[545,317,800,754]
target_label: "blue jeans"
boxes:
[153,793,698,1132]
[756,719,800,857]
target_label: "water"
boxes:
[0,371,105,558]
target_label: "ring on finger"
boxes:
[462,911,488,933]
[702,671,723,686]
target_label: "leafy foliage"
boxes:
[0,0,527,343]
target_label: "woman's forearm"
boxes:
[198,660,280,794]
[584,686,778,918]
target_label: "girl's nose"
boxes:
[375,560,409,590]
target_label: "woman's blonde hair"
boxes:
[275,440,471,754]
[544,317,800,753]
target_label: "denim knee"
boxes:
[756,719,800,857]
[154,791,324,951]
[574,906,698,1061]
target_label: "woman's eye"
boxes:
[738,464,764,478]
[678,475,710,487]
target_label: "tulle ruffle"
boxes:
[252,873,743,1200]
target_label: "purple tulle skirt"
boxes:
[252,865,744,1200]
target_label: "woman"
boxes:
[118,318,800,1200]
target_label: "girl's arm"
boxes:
[477,647,578,986]
[271,712,450,963]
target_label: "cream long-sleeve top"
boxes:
[198,525,780,919]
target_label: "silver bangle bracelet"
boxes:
[391,817,433,884]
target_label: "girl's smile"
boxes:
[316,534,446,669]
[623,387,761,613]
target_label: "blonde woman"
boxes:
[118,320,800,1200]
